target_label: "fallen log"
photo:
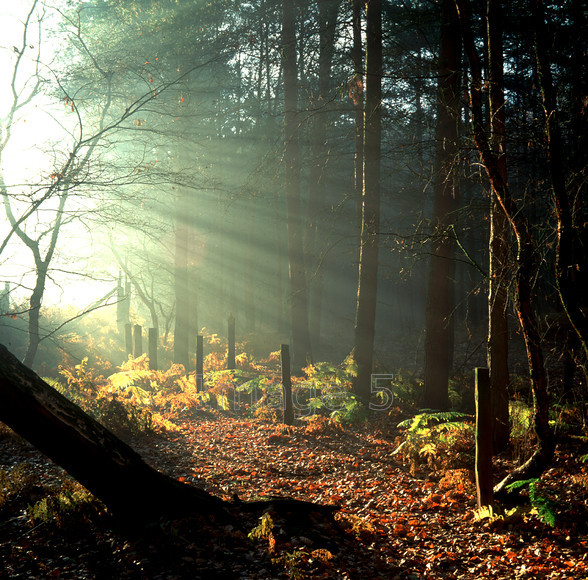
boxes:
[0,344,227,522]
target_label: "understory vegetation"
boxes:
[1,329,587,578]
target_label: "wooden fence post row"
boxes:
[122,320,294,421]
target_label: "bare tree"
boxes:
[1,3,215,365]
[530,0,588,378]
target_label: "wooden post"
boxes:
[133,324,143,359]
[124,323,133,357]
[281,344,294,426]
[196,334,204,391]
[227,313,236,370]
[475,367,493,507]
[148,328,158,370]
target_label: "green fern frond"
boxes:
[419,442,437,458]
[505,478,537,492]
[505,478,556,527]
[43,377,65,392]
[398,411,473,431]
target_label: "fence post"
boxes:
[196,334,204,391]
[148,328,158,370]
[133,324,143,359]
[124,324,133,358]
[281,344,294,426]
[475,367,493,508]
[227,313,235,370]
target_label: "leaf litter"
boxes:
[1,412,587,579]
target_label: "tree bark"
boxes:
[282,0,313,368]
[423,0,461,411]
[0,344,226,521]
[486,0,510,452]
[306,0,340,348]
[352,0,381,403]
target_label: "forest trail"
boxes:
[2,411,587,578]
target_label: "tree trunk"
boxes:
[531,0,588,372]
[174,190,190,370]
[3,177,68,367]
[455,0,554,496]
[487,0,510,452]
[282,0,312,368]
[23,277,44,367]
[307,0,340,349]
[352,0,381,403]
[423,0,461,411]
[351,0,364,236]
[0,344,226,522]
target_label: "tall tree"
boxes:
[352,0,381,403]
[1,1,115,365]
[174,187,191,370]
[351,0,364,234]
[455,0,554,496]
[422,0,461,411]
[306,0,340,347]
[282,0,312,367]
[530,0,588,376]
[487,0,510,452]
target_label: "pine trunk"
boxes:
[423,0,461,411]
[352,0,381,403]
[282,0,312,368]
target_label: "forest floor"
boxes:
[1,410,588,579]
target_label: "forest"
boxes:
[0,0,587,578]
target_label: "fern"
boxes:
[505,479,556,527]
[126,386,153,406]
[394,411,474,473]
[237,375,269,395]
[248,512,274,541]
[397,410,473,431]
[108,372,137,390]
[43,377,66,394]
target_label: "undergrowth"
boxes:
[28,480,104,530]
[393,411,474,474]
